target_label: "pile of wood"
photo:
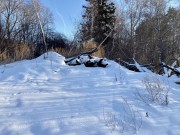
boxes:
[116,58,180,78]
[115,58,153,72]
[65,54,109,68]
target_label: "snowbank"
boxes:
[0,52,179,135]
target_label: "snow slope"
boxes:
[0,52,179,135]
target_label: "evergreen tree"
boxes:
[80,0,116,46]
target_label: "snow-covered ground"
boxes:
[0,52,179,135]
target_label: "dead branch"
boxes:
[64,48,98,63]
[65,29,113,63]
[160,63,180,77]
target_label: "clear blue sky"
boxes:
[41,0,86,39]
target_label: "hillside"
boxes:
[0,52,179,135]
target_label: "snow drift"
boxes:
[0,52,179,135]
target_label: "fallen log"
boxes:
[168,57,180,76]
[64,48,98,64]
[65,54,109,68]
[160,63,180,77]
[115,58,153,72]
[65,28,113,64]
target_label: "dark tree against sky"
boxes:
[80,0,116,44]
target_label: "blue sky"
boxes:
[41,0,179,39]
[41,0,86,39]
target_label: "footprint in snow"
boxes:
[16,98,23,107]
[13,92,22,96]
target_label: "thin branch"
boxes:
[65,28,113,63]
[97,28,113,50]
[31,0,48,58]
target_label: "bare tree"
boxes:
[0,0,56,62]
[0,0,23,41]
[122,0,148,57]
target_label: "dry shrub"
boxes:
[103,97,142,133]
[82,39,105,58]
[93,47,105,58]
[50,40,105,58]
[14,44,32,61]
[48,47,82,58]
[48,39,106,58]
[0,48,10,63]
[136,76,170,105]
[0,47,14,63]
[48,48,69,56]
[0,43,32,64]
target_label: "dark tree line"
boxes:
[0,0,69,63]
[78,0,180,73]
[1,0,179,74]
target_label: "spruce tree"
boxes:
[80,0,116,46]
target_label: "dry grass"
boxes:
[82,40,105,57]
[50,39,105,58]
[14,44,32,61]
[0,39,107,65]
[0,43,32,64]
[48,47,82,58]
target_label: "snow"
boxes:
[176,67,180,72]
[66,55,109,67]
[0,51,179,135]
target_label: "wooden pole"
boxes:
[31,0,48,58]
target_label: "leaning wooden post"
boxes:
[31,0,48,58]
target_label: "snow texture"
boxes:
[0,52,179,135]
